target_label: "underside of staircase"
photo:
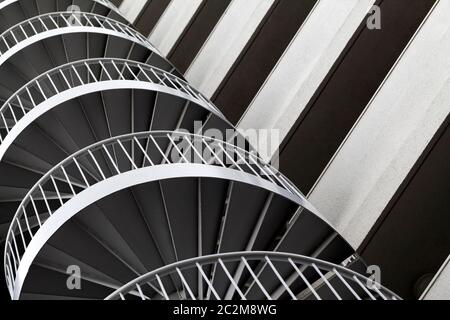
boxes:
[0,0,400,301]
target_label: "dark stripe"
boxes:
[134,0,171,36]
[109,0,123,7]
[211,0,318,125]
[0,241,7,300]
[359,114,450,299]
[168,0,232,74]
[278,0,437,194]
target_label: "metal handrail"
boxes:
[0,11,157,57]
[105,251,401,300]
[3,131,307,297]
[0,57,222,144]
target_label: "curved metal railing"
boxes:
[105,251,401,300]
[0,58,223,146]
[0,11,158,60]
[4,131,308,297]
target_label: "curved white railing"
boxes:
[0,11,159,63]
[4,131,312,298]
[105,251,401,300]
[0,58,222,150]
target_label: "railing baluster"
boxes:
[183,136,206,164]
[38,185,52,217]
[233,148,261,177]
[241,257,271,300]
[73,157,90,188]
[8,103,17,124]
[28,21,38,35]
[10,30,18,45]
[149,69,164,84]
[16,96,26,116]
[103,19,117,31]
[124,63,138,80]
[155,275,169,300]
[6,249,17,273]
[14,218,27,250]
[72,13,83,26]
[59,14,70,27]
[88,150,106,180]
[137,65,153,82]
[71,65,85,85]
[0,113,9,133]
[196,263,220,300]
[133,137,154,166]
[5,258,14,287]
[181,77,199,97]
[117,140,138,169]
[288,259,321,300]
[176,268,196,300]
[2,36,10,50]
[59,69,72,88]
[99,61,113,80]
[93,16,104,28]
[202,138,225,166]
[60,166,76,196]
[6,252,14,275]
[21,206,33,238]
[35,80,48,100]
[10,238,21,267]
[50,175,64,206]
[218,259,246,300]
[19,25,28,38]
[113,23,132,38]
[251,158,280,184]
[110,60,125,80]
[265,256,297,300]
[312,264,342,300]
[38,17,48,31]
[82,14,95,27]
[167,134,188,163]
[162,74,178,89]
[48,15,59,28]
[84,62,98,82]
[25,87,36,107]
[8,103,18,123]
[332,268,361,300]
[217,143,244,171]
[352,276,376,300]
[29,196,42,227]
[149,136,170,164]
[248,154,277,185]
[173,78,192,97]
[46,74,59,94]
[136,283,146,300]
[372,285,387,301]
[102,144,121,174]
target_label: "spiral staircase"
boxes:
[0,0,400,301]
